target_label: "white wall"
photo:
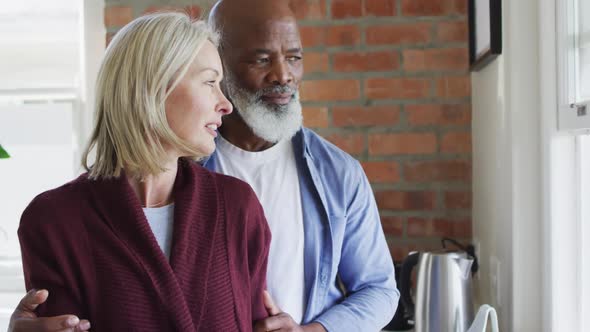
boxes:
[471,0,543,330]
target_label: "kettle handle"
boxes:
[399,251,420,320]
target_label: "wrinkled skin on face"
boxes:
[210,0,305,151]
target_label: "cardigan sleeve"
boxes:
[245,189,272,322]
[18,193,88,319]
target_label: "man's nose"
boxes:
[267,59,293,85]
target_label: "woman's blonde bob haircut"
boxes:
[83,12,219,179]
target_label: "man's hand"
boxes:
[253,291,326,332]
[8,289,91,332]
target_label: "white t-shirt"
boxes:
[143,203,175,260]
[215,135,306,323]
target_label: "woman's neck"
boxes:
[128,157,178,208]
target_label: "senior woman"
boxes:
[17,13,270,332]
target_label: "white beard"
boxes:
[224,75,302,143]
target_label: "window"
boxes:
[0,1,104,329]
[552,0,590,330]
[580,135,590,328]
[558,0,590,130]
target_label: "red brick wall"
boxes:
[104,0,472,262]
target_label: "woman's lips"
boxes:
[205,123,219,137]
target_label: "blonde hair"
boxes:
[83,12,219,179]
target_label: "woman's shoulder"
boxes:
[19,173,91,229]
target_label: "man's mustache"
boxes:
[255,85,295,98]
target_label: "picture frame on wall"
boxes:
[468,0,502,71]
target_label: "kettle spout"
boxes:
[466,304,499,332]
[455,256,473,279]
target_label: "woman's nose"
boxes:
[217,91,233,115]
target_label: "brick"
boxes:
[326,25,361,46]
[365,78,431,99]
[403,160,471,182]
[440,218,471,238]
[300,26,325,48]
[366,23,432,45]
[142,6,183,15]
[301,79,360,101]
[375,191,436,210]
[332,0,363,18]
[441,131,471,153]
[407,217,471,237]
[448,218,472,238]
[365,0,397,17]
[401,0,455,16]
[402,0,444,16]
[369,132,437,155]
[453,0,468,15]
[332,105,400,127]
[332,51,400,72]
[436,76,471,98]
[436,21,468,43]
[361,161,400,183]
[304,52,329,73]
[403,48,468,71]
[143,5,203,18]
[325,133,365,154]
[444,191,472,209]
[381,216,404,236]
[104,6,132,28]
[185,5,202,19]
[392,246,408,262]
[406,104,471,126]
[302,107,329,128]
[141,5,201,19]
[291,0,327,20]
[407,217,429,236]
[106,32,115,47]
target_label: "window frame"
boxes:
[541,0,589,330]
[557,0,590,131]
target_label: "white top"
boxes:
[215,135,306,323]
[143,203,175,260]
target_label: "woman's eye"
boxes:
[206,80,216,86]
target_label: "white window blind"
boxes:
[0,1,81,91]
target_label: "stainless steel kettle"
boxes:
[400,238,479,332]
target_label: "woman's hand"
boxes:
[8,289,91,332]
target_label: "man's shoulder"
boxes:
[300,127,360,168]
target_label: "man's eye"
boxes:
[255,58,270,64]
[287,56,302,62]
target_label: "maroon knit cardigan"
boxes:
[18,159,270,331]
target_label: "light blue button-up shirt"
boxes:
[203,128,399,331]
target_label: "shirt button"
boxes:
[320,274,328,284]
